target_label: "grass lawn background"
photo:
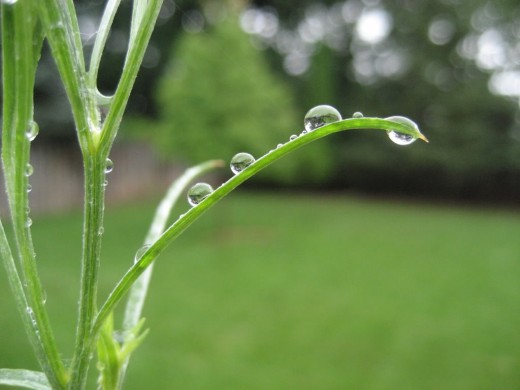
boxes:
[1,192,519,389]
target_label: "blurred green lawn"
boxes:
[1,193,520,389]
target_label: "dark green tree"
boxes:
[151,12,333,184]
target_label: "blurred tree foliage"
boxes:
[4,0,519,200]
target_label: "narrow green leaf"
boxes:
[0,369,51,390]
[93,117,427,337]
[110,159,223,389]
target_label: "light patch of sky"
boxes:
[355,8,392,45]
[489,71,520,97]
[428,18,455,46]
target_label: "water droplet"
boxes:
[98,226,105,235]
[25,163,34,177]
[25,218,33,228]
[105,158,114,174]
[103,180,108,187]
[277,143,283,148]
[385,116,419,146]
[301,129,308,136]
[187,182,213,206]
[42,290,47,305]
[353,111,364,118]
[25,121,39,142]
[27,184,32,193]
[134,245,151,263]
[290,134,298,141]
[304,105,342,131]
[230,152,255,175]
[1,0,18,5]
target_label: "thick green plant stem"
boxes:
[68,156,107,390]
[1,2,67,388]
[93,118,427,337]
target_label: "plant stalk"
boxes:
[68,155,107,390]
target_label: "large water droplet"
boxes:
[353,111,364,118]
[25,163,34,177]
[105,158,114,174]
[1,0,18,5]
[25,121,39,142]
[385,116,419,146]
[187,183,213,206]
[134,245,151,263]
[230,152,255,175]
[304,105,342,131]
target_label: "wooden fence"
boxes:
[0,141,184,215]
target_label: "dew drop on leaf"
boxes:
[230,152,255,175]
[353,111,364,118]
[27,184,32,193]
[277,143,283,148]
[385,116,419,146]
[304,105,342,131]
[290,134,298,141]
[134,245,151,263]
[1,0,18,5]
[25,121,39,142]
[25,218,33,228]
[105,158,114,174]
[25,163,34,177]
[187,182,214,206]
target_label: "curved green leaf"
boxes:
[93,116,427,337]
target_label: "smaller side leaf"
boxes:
[0,369,51,390]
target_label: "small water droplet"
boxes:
[385,116,419,146]
[277,143,283,148]
[353,111,364,118]
[27,184,32,193]
[42,290,47,305]
[105,158,114,174]
[230,152,255,175]
[134,245,151,263]
[25,163,34,177]
[304,105,342,131]
[187,182,213,206]
[301,129,308,136]
[103,180,108,187]
[98,226,104,235]
[290,134,298,141]
[25,121,39,142]
[25,218,33,228]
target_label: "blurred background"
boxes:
[1,0,520,388]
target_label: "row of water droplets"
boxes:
[185,105,420,207]
[24,121,40,228]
